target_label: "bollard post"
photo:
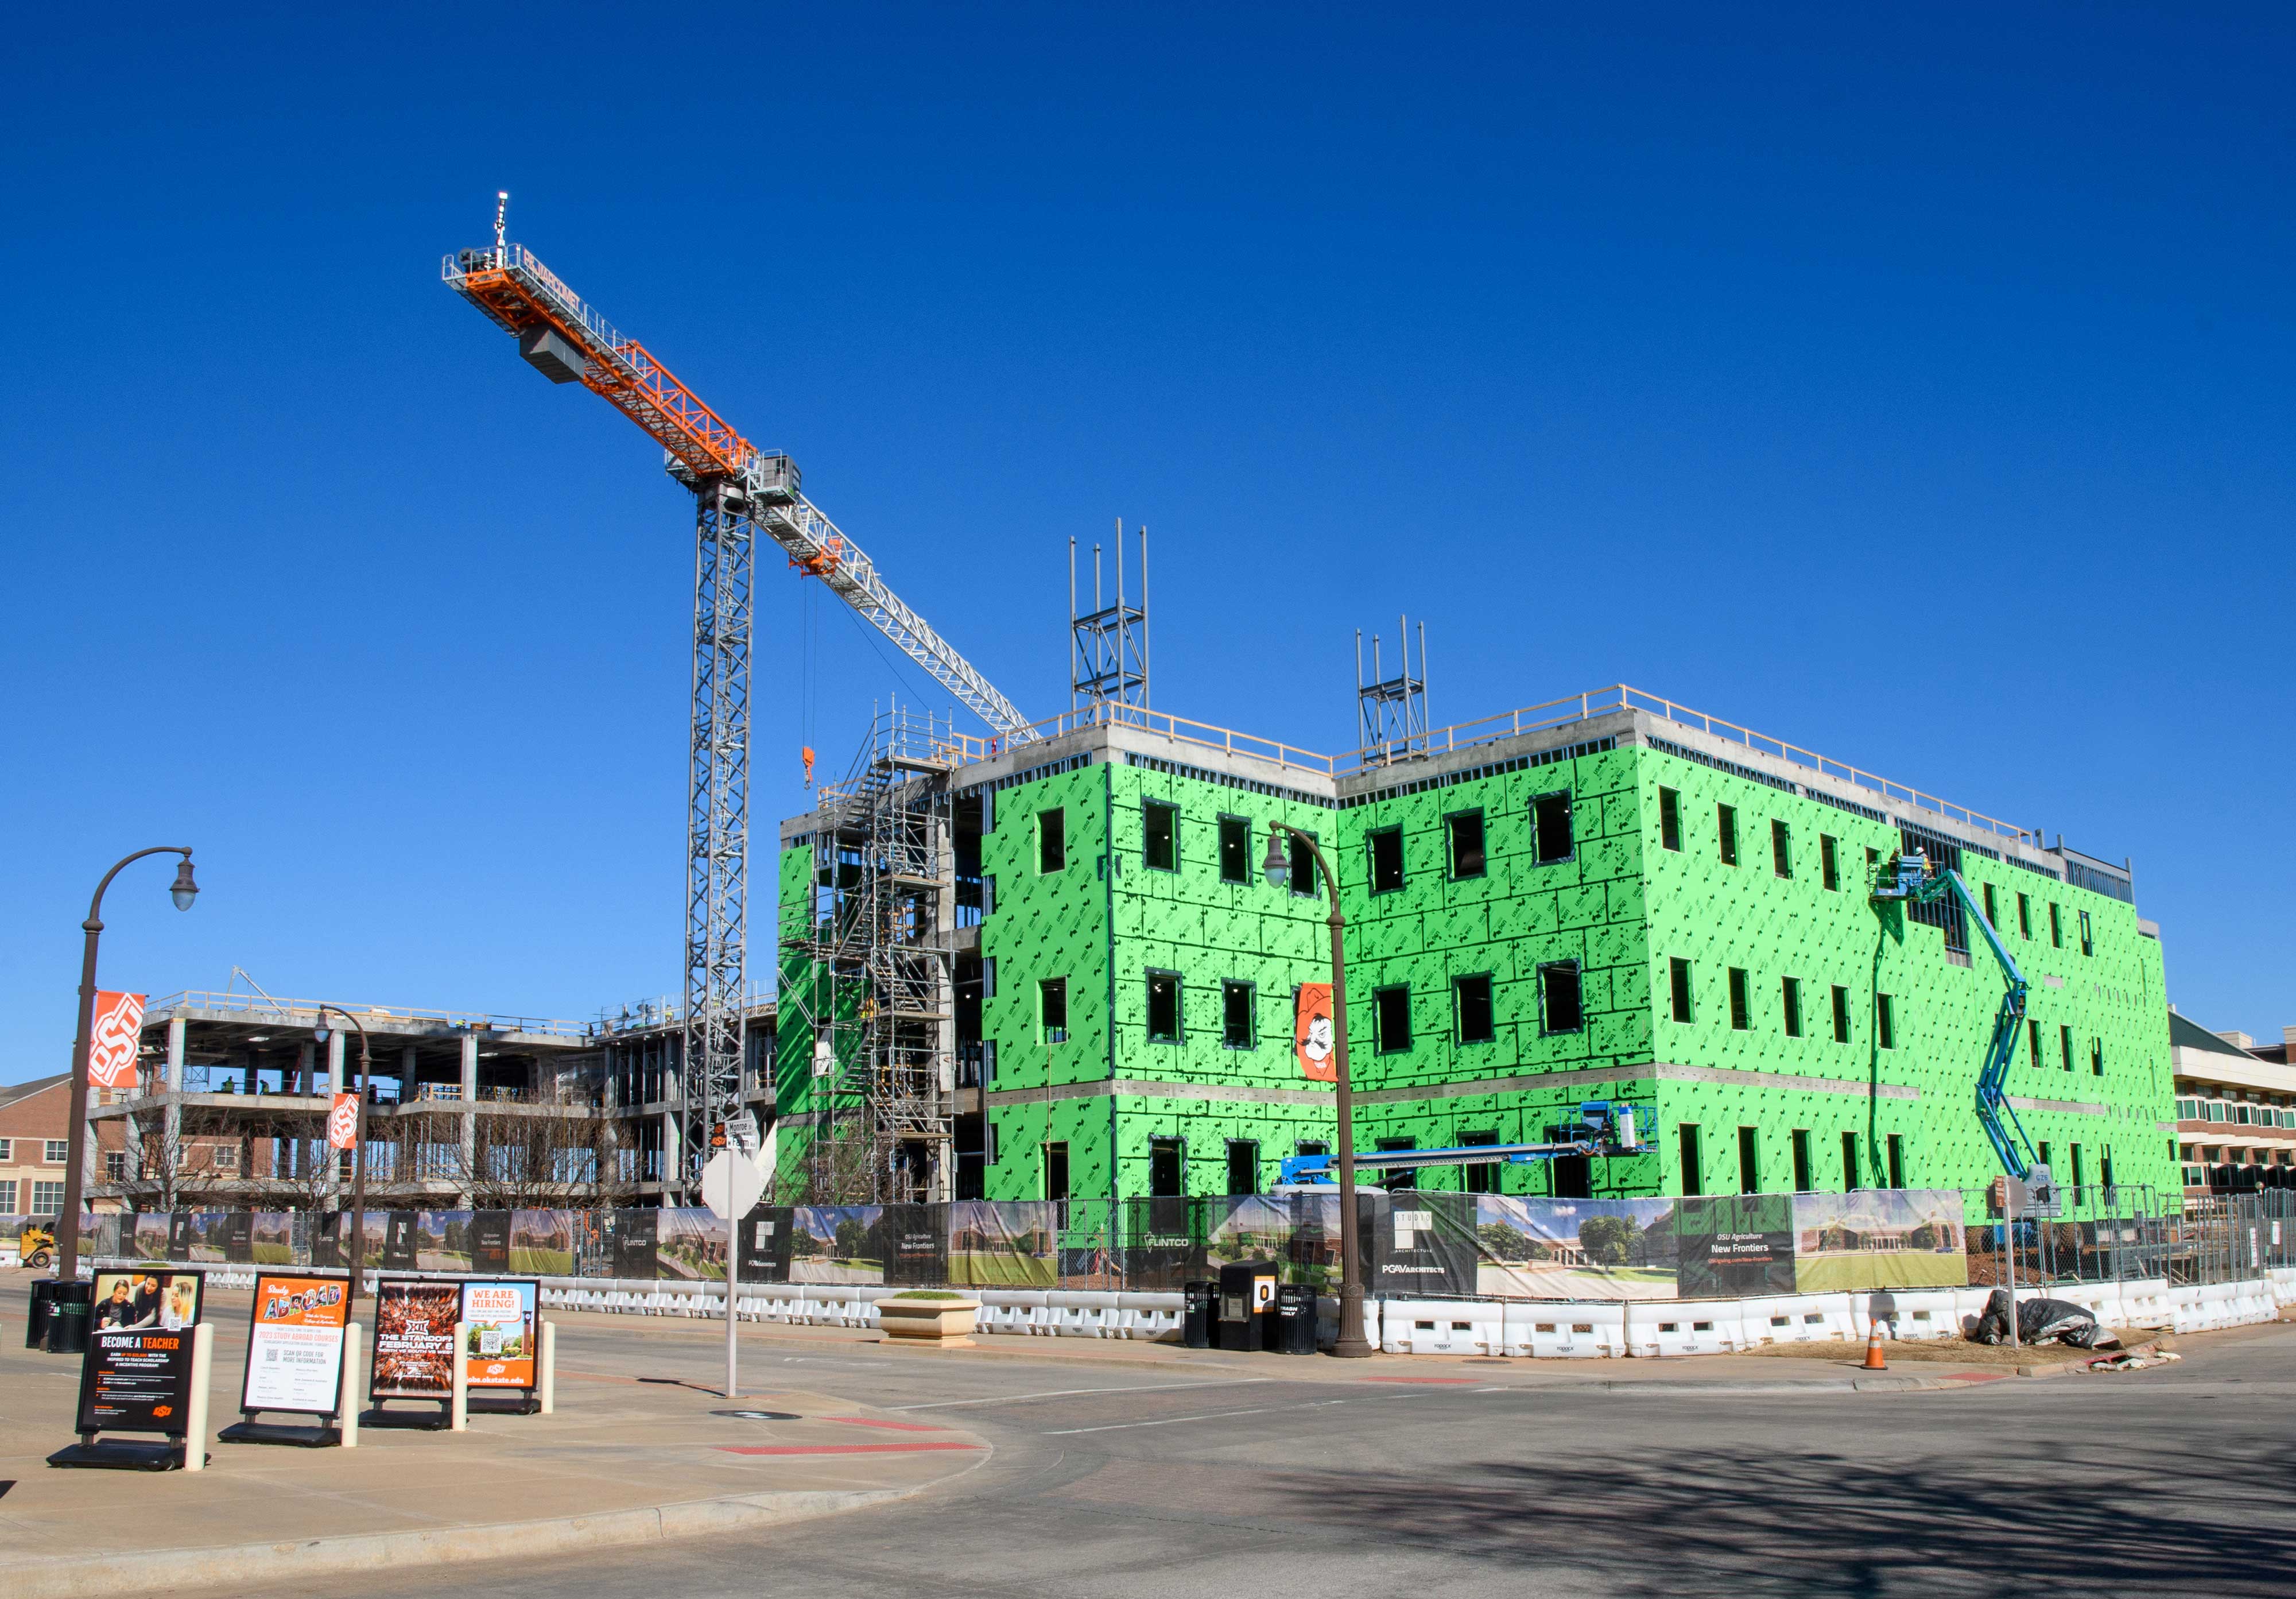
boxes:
[539,1321,556,1415]
[340,1322,362,1447]
[451,1322,470,1431]
[181,1321,213,1472]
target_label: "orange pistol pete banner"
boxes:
[326,1094,360,1152]
[1294,983,1336,1083]
[87,991,146,1089]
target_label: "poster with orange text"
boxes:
[241,1272,348,1416]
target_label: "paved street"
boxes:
[214,1312,2295,1599]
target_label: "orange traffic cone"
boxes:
[1863,1321,1888,1370]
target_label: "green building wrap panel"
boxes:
[775,722,2177,1218]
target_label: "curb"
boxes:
[5,1460,985,1599]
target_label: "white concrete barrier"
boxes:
[1115,1291,1182,1341]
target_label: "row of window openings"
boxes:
[1034,796,1577,894]
[1656,788,2097,954]
[0,1140,74,1164]
[1676,1125,1911,1195]
[2178,1100,2296,1127]
[1126,1135,1552,1199]
[9,1180,70,1215]
[1664,960,2107,1074]
[1040,966,1587,1048]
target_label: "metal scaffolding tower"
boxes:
[1071,521,1150,711]
[1356,615,1429,766]
[784,706,959,1202]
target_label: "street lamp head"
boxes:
[1261,830,1290,890]
[312,1016,330,1044]
[169,855,199,912]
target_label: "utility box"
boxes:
[1271,1283,1318,1356]
[1216,1260,1277,1353]
[1182,1281,1215,1349]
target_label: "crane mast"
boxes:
[443,216,1034,1201]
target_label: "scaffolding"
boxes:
[785,704,960,1202]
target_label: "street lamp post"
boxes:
[61,847,199,1281]
[1262,824,1375,1358]
[311,1006,373,1306]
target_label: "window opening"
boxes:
[1841,1130,1860,1191]
[1221,981,1255,1049]
[1876,993,1895,1050]
[1218,815,1251,884]
[1717,804,1738,866]
[1886,1135,1905,1190]
[1678,1124,1703,1196]
[1461,1130,1499,1194]
[1670,959,1694,1024]
[1143,801,1177,872]
[2078,909,2093,957]
[1045,1142,1071,1203]
[1038,807,1066,873]
[1983,882,1998,928]
[1149,1137,1184,1198]
[1374,985,1413,1052]
[1728,968,1751,1031]
[2060,1025,2074,1073]
[2049,902,2062,947]
[1532,791,1574,865]
[1820,834,1839,891]
[1737,1126,1760,1194]
[1226,1140,1259,1196]
[1368,826,1405,893]
[1770,819,1791,878]
[1659,787,1682,851]
[1539,962,1584,1034]
[1782,977,1803,1038]
[1446,811,1486,878]
[2090,1038,2103,1077]
[1454,974,1496,1044]
[1790,1129,1812,1193]
[1146,971,1181,1043]
[1374,1137,1418,1190]
[1040,978,1068,1044]
[1289,831,1318,897]
[2018,892,2032,939]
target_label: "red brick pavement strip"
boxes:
[716,1442,988,1456]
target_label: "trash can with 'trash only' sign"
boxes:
[1271,1283,1318,1356]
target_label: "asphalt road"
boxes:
[210,1314,2295,1599]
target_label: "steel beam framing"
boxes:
[682,483,752,1199]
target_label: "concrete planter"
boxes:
[877,1295,981,1346]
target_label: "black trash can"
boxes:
[25,1279,59,1349]
[1182,1280,1215,1349]
[1216,1260,1276,1353]
[1271,1283,1318,1356]
[42,1281,94,1355]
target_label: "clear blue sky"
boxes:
[3,5,2289,1072]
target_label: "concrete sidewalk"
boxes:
[0,1281,989,1599]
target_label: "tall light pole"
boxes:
[311,1006,373,1306]
[1262,824,1374,1358]
[61,848,199,1281]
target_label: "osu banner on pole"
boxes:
[1294,984,1336,1082]
[87,991,145,1089]
[242,1272,348,1416]
[326,1094,359,1151]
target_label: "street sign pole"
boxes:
[700,1140,766,1402]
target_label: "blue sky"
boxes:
[2,5,2289,1069]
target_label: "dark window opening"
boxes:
[1289,832,1318,897]
[2027,1019,2043,1065]
[2018,892,2033,939]
[1717,804,1738,866]
[1146,971,1181,1043]
[2078,909,2093,957]
[1886,1135,1905,1190]
[1982,882,1999,930]
[1728,967,1751,1031]
[1876,993,1895,1050]
[1461,1130,1499,1194]
[1038,807,1066,873]
[1669,958,1694,1024]
[2049,902,2062,948]
[1831,985,1851,1044]
[1791,1129,1813,1193]
[1226,1139,1259,1196]
[1539,962,1584,1035]
[1899,823,1968,958]
[1296,1140,1328,1157]
[1374,985,1413,1053]
[1820,834,1839,891]
[1841,1130,1860,1191]
[2070,1143,2084,1190]
[2091,1039,2103,1077]
[1782,976,1803,1038]
[1149,1137,1183,1198]
[1040,978,1068,1044]
[1532,791,1574,864]
[2060,1025,2074,1073]
[1659,787,1682,851]
[1221,981,1255,1049]
[1455,974,1496,1044]
[1368,826,1405,893]
[1045,1141,1070,1203]
[1218,815,1250,884]
[1375,1137,1417,1190]
[1678,1124,1703,1197]
[1143,801,1177,872]
[1446,811,1486,878]
[1737,1126,1760,1194]
[1549,1152,1592,1199]
[1770,819,1791,878]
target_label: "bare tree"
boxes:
[453,1110,636,1210]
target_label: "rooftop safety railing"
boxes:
[144,992,589,1039]
[941,684,2037,845]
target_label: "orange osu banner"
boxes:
[326,1093,360,1151]
[88,991,146,1089]
[1294,984,1336,1082]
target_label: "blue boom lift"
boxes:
[1869,849,2037,1179]
[1276,1101,1649,1187]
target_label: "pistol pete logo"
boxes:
[87,991,146,1090]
